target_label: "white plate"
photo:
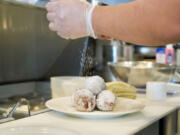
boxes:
[46,97,145,118]
[1,126,80,135]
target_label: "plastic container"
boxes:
[156,44,175,65]
[51,76,86,98]
[146,82,167,101]
[156,48,166,64]
[165,44,174,64]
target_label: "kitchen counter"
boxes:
[0,94,180,135]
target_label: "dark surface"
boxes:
[0,3,90,84]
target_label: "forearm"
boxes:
[92,0,180,46]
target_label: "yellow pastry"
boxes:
[106,81,136,99]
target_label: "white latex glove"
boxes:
[46,0,96,39]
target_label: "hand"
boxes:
[46,0,96,39]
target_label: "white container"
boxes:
[156,48,166,64]
[51,76,86,98]
[146,82,167,101]
[176,49,180,66]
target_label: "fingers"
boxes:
[46,0,87,40]
[49,23,57,31]
[46,1,58,12]
[46,2,53,12]
[47,12,56,21]
[46,1,60,33]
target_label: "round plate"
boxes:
[46,97,145,118]
[1,126,79,135]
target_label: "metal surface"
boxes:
[123,43,157,60]
[108,61,176,87]
[160,110,178,135]
[135,121,159,135]
[178,109,180,135]
[0,1,89,84]
[93,40,158,81]
[93,39,124,81]
[0,0,48,8]
[101,42,124,81]
[102,40,123,63]
[135,46,156,58]
[123,43,134,61]
[0,81,51,124]
[7,102,20,118]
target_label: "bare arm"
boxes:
[92,0,180,46]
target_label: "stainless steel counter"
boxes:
[0,81,51,124]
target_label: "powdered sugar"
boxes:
[72,89,96,112]
[96,90,116,111]
[83,76,106,95]
[71,76,116,112]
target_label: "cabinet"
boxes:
[135,109,179,135]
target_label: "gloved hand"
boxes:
[46,0,96,39]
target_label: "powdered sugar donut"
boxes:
[96,90,116,111]
[71,89,79,107]
[72,89,96,112]
[84,76,106,95]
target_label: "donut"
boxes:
[72,89,96,112]
[96,90,116,111]
[84,76,106,95]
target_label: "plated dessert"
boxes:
[71,76,136,112]
[72,76,116,112]
[46,77,144,118]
